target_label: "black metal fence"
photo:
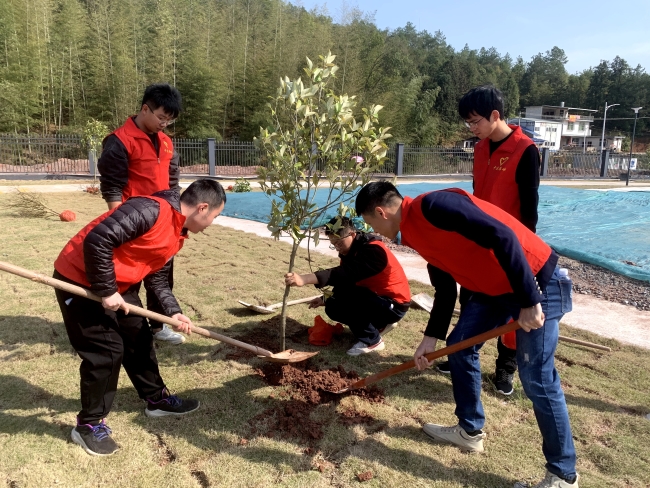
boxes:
[1,133,648,180]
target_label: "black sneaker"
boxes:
[145,388,200,417]
[436,360,451,374]
[494,369,514,396]
[71,419,119,456]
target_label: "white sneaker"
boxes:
[422,423,485,453]
[378,322,398,337]
[153,324,186,345]
[346,338,385,356]
[514,471,579,488]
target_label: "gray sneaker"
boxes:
[153,324,186,345]
[422,423,485,453]
[646,413,650,421]
[514,471,579,488]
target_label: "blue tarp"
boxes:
[221,183,650,283]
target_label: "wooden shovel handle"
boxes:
[0,261,275,358]
[346,320,521,391]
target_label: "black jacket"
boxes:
[83,190,184,316]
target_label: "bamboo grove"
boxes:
[1,0,648,143]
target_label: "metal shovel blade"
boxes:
[259,349,320,363]
[238,300,275,314]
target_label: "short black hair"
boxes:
[324,216,356,236]
[181,179,226,209]
[355,182,403,216]
[458,85,504,121]
[142,83,183,118]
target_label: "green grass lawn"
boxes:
[0,191,649,487]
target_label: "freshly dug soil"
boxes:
[256,363,385,404]
[248,363,385,445]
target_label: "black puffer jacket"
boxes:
[83,189,184,316]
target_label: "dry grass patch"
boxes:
[0,191,649,487]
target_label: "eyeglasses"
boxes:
[146,103,176,126]
[328,234,353,250]
[464,117,484,129]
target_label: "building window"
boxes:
[567,122,575,131]
[579,123,586,131]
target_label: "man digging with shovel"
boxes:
[356,182,578,488]
[284,216,411,356]
[53,179,226,456]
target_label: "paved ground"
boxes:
[214,215,650,350]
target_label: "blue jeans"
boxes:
[446,268,576,479]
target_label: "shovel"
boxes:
[0,261,318,364]
[332,320,521,394]
[238,294,322,314]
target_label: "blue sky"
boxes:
[289,0,650,74]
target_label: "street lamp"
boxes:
[626,107,642,186]
[600,102,619,153]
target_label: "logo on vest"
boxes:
[493,157,509,171]
[162,139,173,155]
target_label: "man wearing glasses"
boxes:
[284,216,411,356]
[98,83,184,345]
[435,85,541,397]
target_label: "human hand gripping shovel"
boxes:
[331,320,522,394]
[0,261,318,364]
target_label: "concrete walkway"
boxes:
[214,215,650,350]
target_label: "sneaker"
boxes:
[646,413,650,421]
[153,324,186,345]
[493,369,515,396]
[378,322,398,337]
[422,423,485,453]
[145,388,200,417]
[436,360,451,374]
[346,338,385,356]
[514,471,579,488]
[71,419,119,456]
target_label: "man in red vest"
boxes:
[98,83,184,345]
[285,217,411,355]
[54,179,226,456]
[436,85,541,396]
[356,182,578,488]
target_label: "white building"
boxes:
[508,102,604,151]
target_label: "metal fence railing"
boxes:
[0,134,87,173]
[1,133,648,180]
[401,145,473,175]
[172,138,208,174]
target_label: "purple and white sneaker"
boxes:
[145,388,200,417]
[71,419,119,456]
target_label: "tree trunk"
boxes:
[279,240,299,351]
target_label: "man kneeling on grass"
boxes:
[284,216,411,356]
[355,182,578,488]
[53,179,226,456]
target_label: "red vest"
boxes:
[473,125,535,221]
[399,189,551,296]
[112,117,174,202]
[54,196,187,293]
[356,241,411,304]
